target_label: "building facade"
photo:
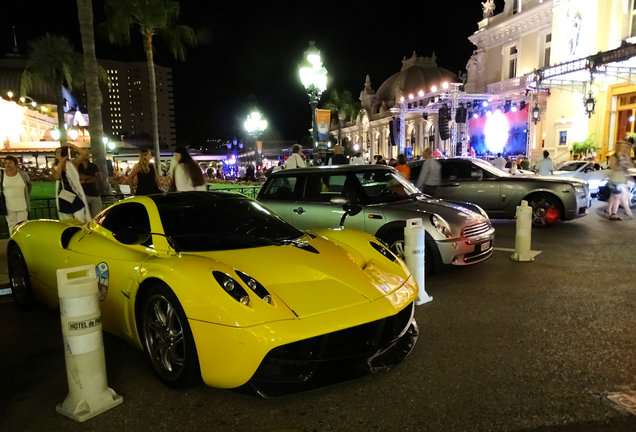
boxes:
[100,59,176,149]
[334,53,458,162]
[466,0,636,165]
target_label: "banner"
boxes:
[316,109,331,141]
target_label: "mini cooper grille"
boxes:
[462,221,491,238]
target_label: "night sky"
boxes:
[1,1,505,145]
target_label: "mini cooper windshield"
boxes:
[156,194,305,251]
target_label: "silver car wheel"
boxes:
[528,194,561,227]
[140,285,200,388]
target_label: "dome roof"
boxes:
[375,52,457,109]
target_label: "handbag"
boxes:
[58,177,85,214]
[0,171,6,216]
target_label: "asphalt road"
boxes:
[0,199,635,432]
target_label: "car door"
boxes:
[286,172,367,231]
[437,159,503,212]
[64,201,153,339]
[257,174,301,221]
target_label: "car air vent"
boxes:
[61,227,82,249]
[295,243,319,254]
[370,241,397,262]
[462,221,491,238]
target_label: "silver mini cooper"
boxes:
[257,164,495,275]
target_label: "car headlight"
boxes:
[235,271,272,304]
[213,271,250,305]
[574,185,586,196]
[370,241,398,262]
[430,214,452,238]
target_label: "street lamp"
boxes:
[584,91,596,118]
[244,110,268,169]
[531,103,541,125]
[299,41,328,161]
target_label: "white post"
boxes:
[510,200,534,262]
[56,265,123,422]
[404,218,433,305]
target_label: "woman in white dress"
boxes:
[172,147,208,191]
[2,156,32,233]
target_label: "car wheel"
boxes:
[8,245,34,309]
[381,231,433,276]
[139,283,201,388]
[526,194,562,227]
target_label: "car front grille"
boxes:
[461,221,492,238]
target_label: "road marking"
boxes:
[493,247,543,258]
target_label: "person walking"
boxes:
[129,148,163,195]
[52,145,91,223]
[328,144,348,165]
[284,144,306,169]
[395,154,411,179]
[350,151,366,165]
[1,156,32,233]
[534,150,555,176]
[492,153,506,170]
[605,141,634,220]
[76,150,103,218]
[415,148,442,197]
[172,146,208,191]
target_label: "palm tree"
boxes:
[76,0,111,195]
[20,34,84,145]
[324,89,360,148]
[102,0,197,165]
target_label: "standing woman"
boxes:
[2,156,32,233]
[52,145,91,223]
[129,148,162,195]
[172,146,207,191]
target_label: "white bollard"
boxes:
[510,200,534,262]
[404,218,433,305]
[56,265,123,422]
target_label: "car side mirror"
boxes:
[113,226,151,245]
[343,201,362,217]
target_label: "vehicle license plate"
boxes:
[480,241,490,252]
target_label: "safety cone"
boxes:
[56,265,123,422]
[511,200,534,262]
[404,218,433,305]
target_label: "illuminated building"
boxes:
[99,59,176,149]
[466,0,636,163]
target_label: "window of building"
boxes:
[513,0,521,14]
[631,1,636,37]
[504,45,518,79]
[542,33,551,67]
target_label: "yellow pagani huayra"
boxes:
[8,191,418,397]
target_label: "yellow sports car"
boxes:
[8,191,419,396]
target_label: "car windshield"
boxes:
[156,196,305,251]
[356,169,422,203]
[471,158,510,177]
[556,162,586,172]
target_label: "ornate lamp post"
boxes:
[299,41,328,161]
[244,110,267,169]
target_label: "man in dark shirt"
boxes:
[77,151,103,218]
[328,144,348,165]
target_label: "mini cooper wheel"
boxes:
[527,194,561,227]
[381,231,433,276]
[8,245,34,309]
[139,284,201,388]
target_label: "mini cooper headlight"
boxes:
[213,271,250,305]
[431,214,452,238]
[236,271,272,304]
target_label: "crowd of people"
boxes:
[1,141,634,232]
